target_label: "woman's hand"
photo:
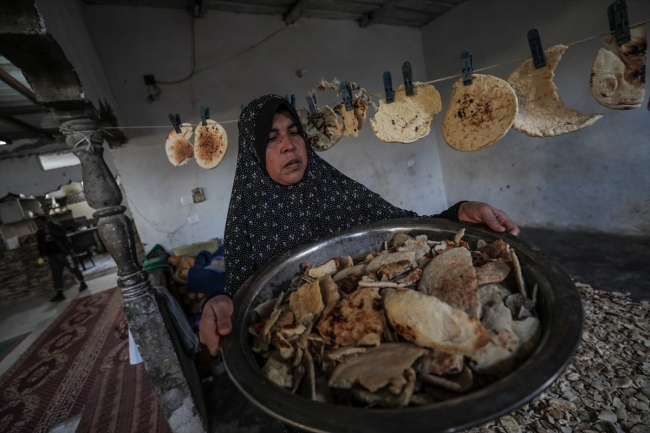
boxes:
[199,294,234,357]
[458,201,520,236]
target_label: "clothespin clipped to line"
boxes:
[200,105,210,126]
[383,71,394,103]
[168,113,182,133]
[402,62,414,96]
[527,29,546,69]
[608,0,630,46]
[306,90,319,118]
[339,82,353,111]
[461,50,473,86]
[283,94,296,109]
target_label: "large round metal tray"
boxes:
[221,218,583,433]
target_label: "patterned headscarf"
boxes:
[224,94,462,296]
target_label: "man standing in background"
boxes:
[35,215,87,302]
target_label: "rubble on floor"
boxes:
[467,282,650,433]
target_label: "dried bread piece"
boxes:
[351,368,417,408]
[413,350,464,376]
[370,82,442,143]
[366,251,416,273]
[333,99,368,137]
[417,247,480,319]
[262,351,293,388]
[507,44,602,137]
[591,24,646,109]
[383,288,490,356]
[194,119,227,169]
[328,343,426,392]
[316,287,385,347]
[298,106,343,151]
[165,123,194,166]
[442,74,518,151]
[475,261,511,286]
[308,258,338,279]
[289,280,324,327]
[419,366,473,393]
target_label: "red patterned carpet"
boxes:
[0,288,170,433]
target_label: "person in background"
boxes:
[35,215,87,302]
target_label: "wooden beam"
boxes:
[1,116,55,140]
[360,0,399,28]
[0,67,38,104]
[284,0,310,24]
[0,104,48,117]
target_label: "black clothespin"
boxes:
[340,81,353,111]
[461,50,473,86]
[608,0,631,46]
[168,113,182,133]
[200,105,210,126]
[290,94,296,109]
[241,104,245,111]
[402,62,414,96]
[306,90,319,118]
[527,29,546,69]
[383,71,394,103]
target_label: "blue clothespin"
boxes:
[168,113,182,133]
[306,90,319,118]
[402,62,414,96]
[527,29,546,69]
[383,71,394,103]
[608,0,630,46]
[461,50,473,86]
[339,82,353,111]
[290,94,296,109]
[200,105,210,126]
[241,104,245,111]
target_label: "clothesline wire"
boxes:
[101,19,649,131]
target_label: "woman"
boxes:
[199,94,519,358]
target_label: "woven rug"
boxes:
[0,288,127,433]
[76,361,171,433]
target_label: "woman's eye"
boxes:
[268,136,277,142]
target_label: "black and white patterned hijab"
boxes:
[224,94,461,297]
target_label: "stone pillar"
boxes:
[62,119,206,433]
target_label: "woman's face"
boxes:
[265,111,307,185]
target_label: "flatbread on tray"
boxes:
[298,106,344,151]
[591,24,646,110]
[442,74,518,151]
[194,119,228,169]
[507,44,602,137]
[165,123,194,166]
[370,82,442,144]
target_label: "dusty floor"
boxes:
[520,228,650,301]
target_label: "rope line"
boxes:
[97,19,649,131]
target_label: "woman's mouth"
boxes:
[284,159,300,169]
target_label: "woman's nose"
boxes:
[280,133,296,152]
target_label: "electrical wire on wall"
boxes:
[157,11,196,85]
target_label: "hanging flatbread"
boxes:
[370,82,442,143]
[194,119,227,169]
[297,106,344,151]
[591,24,646,110]
[507,44,602,137]
[165,123,194,166]
[442,74,518,151]
[333,99,368,137]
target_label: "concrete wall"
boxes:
[420,0,650,235]
[83,6,449,251]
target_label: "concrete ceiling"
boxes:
[81,0,468,28]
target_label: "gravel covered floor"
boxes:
[467,282,650,433]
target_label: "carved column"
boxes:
[62,119,206,433]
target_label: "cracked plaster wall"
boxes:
[420,0,650,236]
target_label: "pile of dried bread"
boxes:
[249,230,541,408]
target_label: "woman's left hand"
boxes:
[458,201,520,236]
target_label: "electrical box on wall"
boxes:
[192,188,205,203]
